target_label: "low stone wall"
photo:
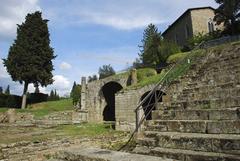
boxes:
[0,109,88,126]
[115,85,155,131]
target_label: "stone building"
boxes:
[162,7,222,46]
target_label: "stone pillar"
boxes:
[80,77,86,110]
[131,68,137,85]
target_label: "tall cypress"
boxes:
[3,11,56,109]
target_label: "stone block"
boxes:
[207,121,240,134]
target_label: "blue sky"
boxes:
[0,0,218,96]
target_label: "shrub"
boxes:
[0,94,22,108]
[137,68,157,82]
[27,93,48,104]
[188,31,221,48]
[167,52,188,64]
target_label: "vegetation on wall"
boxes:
[98,64,116,79]
[88,75,98,82]
[136,68,157,82]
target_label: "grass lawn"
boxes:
[0,99,74,118]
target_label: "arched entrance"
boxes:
[140,90,165,120]
[101,82,123,121]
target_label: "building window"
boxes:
[208,18,214,33]
[185,24,190,39]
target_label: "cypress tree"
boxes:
[72,85,81,106]
[5,85,10,95]
[49,90,54,101]
[34,83,40,93]
[3,11,56,109]
[70,81,76,98]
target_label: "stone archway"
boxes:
[140,90,165,120]
[101,81,123,121]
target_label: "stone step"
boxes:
[138,131,240,154]
[146,120,240,134]
[55,147,176,161]
[149,147,240,161]
[166,97,240,109]
[152,108,240,120]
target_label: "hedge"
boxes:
[0,93,48,108]
[27,93,48,104]
[0,94,22,108]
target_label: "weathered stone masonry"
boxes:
[83,74,129,123]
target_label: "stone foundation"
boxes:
[0,109,88,126]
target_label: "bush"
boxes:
[158,40,181,63]
[188,31,221,48]
[167,52,188,64]
[0,94,22,108]
[137,68,157,82]
[27,93,48,104]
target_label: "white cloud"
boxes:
[60,62,72,70]
[0,59,10,79]
[45,0,218,30]
[27,75,71,96]
[0,0,41,41]
[79,46,136,63]
[52,75,70,89]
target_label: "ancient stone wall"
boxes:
[115,85,155,131]
[84,74,129,123]
[0,109,88,126]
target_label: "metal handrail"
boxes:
[118,42,206,151]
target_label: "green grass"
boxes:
[56,123,116,137]
[26,99,73,118]
[0,108,8,113]
[0,123,125,144]
[137,68,157,82]
[167,52,188,64]
[0,99,73,117]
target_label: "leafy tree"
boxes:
[88,75,98,82]
[139,24,162,67]
[70,81,77,98]
[158,41,181,63]
[5,85,10,95]
[3,11,56,109]
[98,64,115,79]
[132,58,144,69]
[214,0,240,35]
[0,87,2,94]
[72,85,81,106]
